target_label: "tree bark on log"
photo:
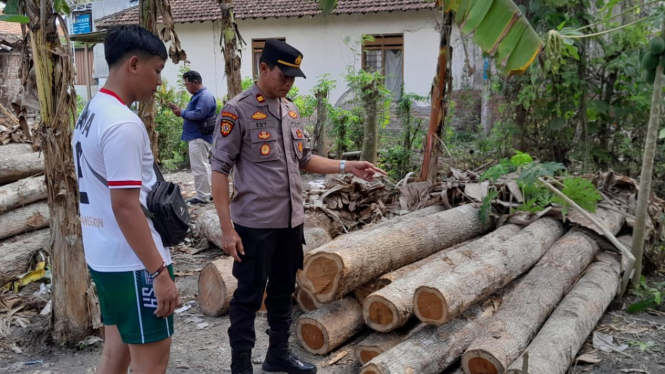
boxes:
[361,303,499,374]
[354,321,422,366]
[300,205,492,304]
[0,201,50,241]
[0,151,44,185]
[0,229,49,285]
[296,297,365,355]
[296,286,323,313]
[0,143,34,159]
[504,253,621,374]
[462,209,624,374]
[199,209,337,251]
[364,224,521,333]
[198,256,237,317]
[0,176,47,214]
[414,217,564,325]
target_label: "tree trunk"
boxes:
[0,151,44,185]
[0,201,49,241]
[360,84,379,164]
[365,205,446,232]
[219,0,243,100]
[198,256,237,317]
[414,218,564,325]
[313,90,328,155]
[630,18,665,285]
[341,151,361,160]
[355,321,422,366]
[0,143,34,159]
[138,0,160,160]
[0,229,49,285]
[23,0,96,343]
[296,286,323,313]
[364,224,521,333]
[299,205,492,304]
[421,12,453,182]
[462,210,624,374]
[296,296,365,355]
[361,304,497,374]
[504,253,621,374]
[0,176,47,214]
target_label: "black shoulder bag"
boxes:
[85,159,190,247]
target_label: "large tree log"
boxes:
[414,217,564,325]
[198,256,237,317]
[0,201,50,241]
[0,151,45,185]
[354,322,422,366]
[198,209,335,252]
[361,302,499,374]
[504,253,621,374]
[364,224,521,333]
[296,297,365,355]
[0,176,47,214]
[462,209,624,374]
[296,286,323,313]
[366,205,446,232]
[0,229,49,285]
[300,205,492,304]
[0,143,34,159]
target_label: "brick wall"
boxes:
[0,50,22,110]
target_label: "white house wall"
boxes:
[160,10,484,104]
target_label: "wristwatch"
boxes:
[339,160,346,174]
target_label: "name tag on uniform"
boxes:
[250,121,271,129]
[290,120,302,127]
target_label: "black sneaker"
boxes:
[187,197,209,205]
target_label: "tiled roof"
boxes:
[0,10,23,36]
[96,0,436,28]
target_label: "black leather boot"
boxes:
[231,350,253,374]
[262,329,317,374]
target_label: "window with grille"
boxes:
[362,34,404,101]
[252,38,287,80]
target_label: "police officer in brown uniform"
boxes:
[211,39,386,374]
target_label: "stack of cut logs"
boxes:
[296,202,627,374]
[197,188,630,373]
[0,143,49,287]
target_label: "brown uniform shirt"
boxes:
[211,84,313,229]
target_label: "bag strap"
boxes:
[82,155,155,218]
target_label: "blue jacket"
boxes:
[181,87,216,143]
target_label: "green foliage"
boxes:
[511,151,533,168]
[481,159,512,183]
[517,161,566,187]
[479,189,499,223]
[241,76,254,91]
[627,277,665,313]
[552,176,602,217]
[154,70,191,170]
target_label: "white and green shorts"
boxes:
[89,265,174,344]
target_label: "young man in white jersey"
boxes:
[72,25,179,374]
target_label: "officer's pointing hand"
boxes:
[346,161,387,182]
[223,228,245,262]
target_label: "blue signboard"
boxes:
[72,13,92,35]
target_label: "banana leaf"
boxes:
[444,0,543,76]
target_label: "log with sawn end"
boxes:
[504,253,621,374]
[364,224,521,333]
[413,217,564,325]
[462,208,624,374]
[296,296,365,355]
[354,320,423,366]
[300,204,492,304]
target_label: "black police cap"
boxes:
[260,39,306,79]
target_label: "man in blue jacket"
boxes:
[169,70,216,204]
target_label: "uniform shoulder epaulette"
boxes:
[228,89,252,105]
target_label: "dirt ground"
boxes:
[1,170,665,374]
